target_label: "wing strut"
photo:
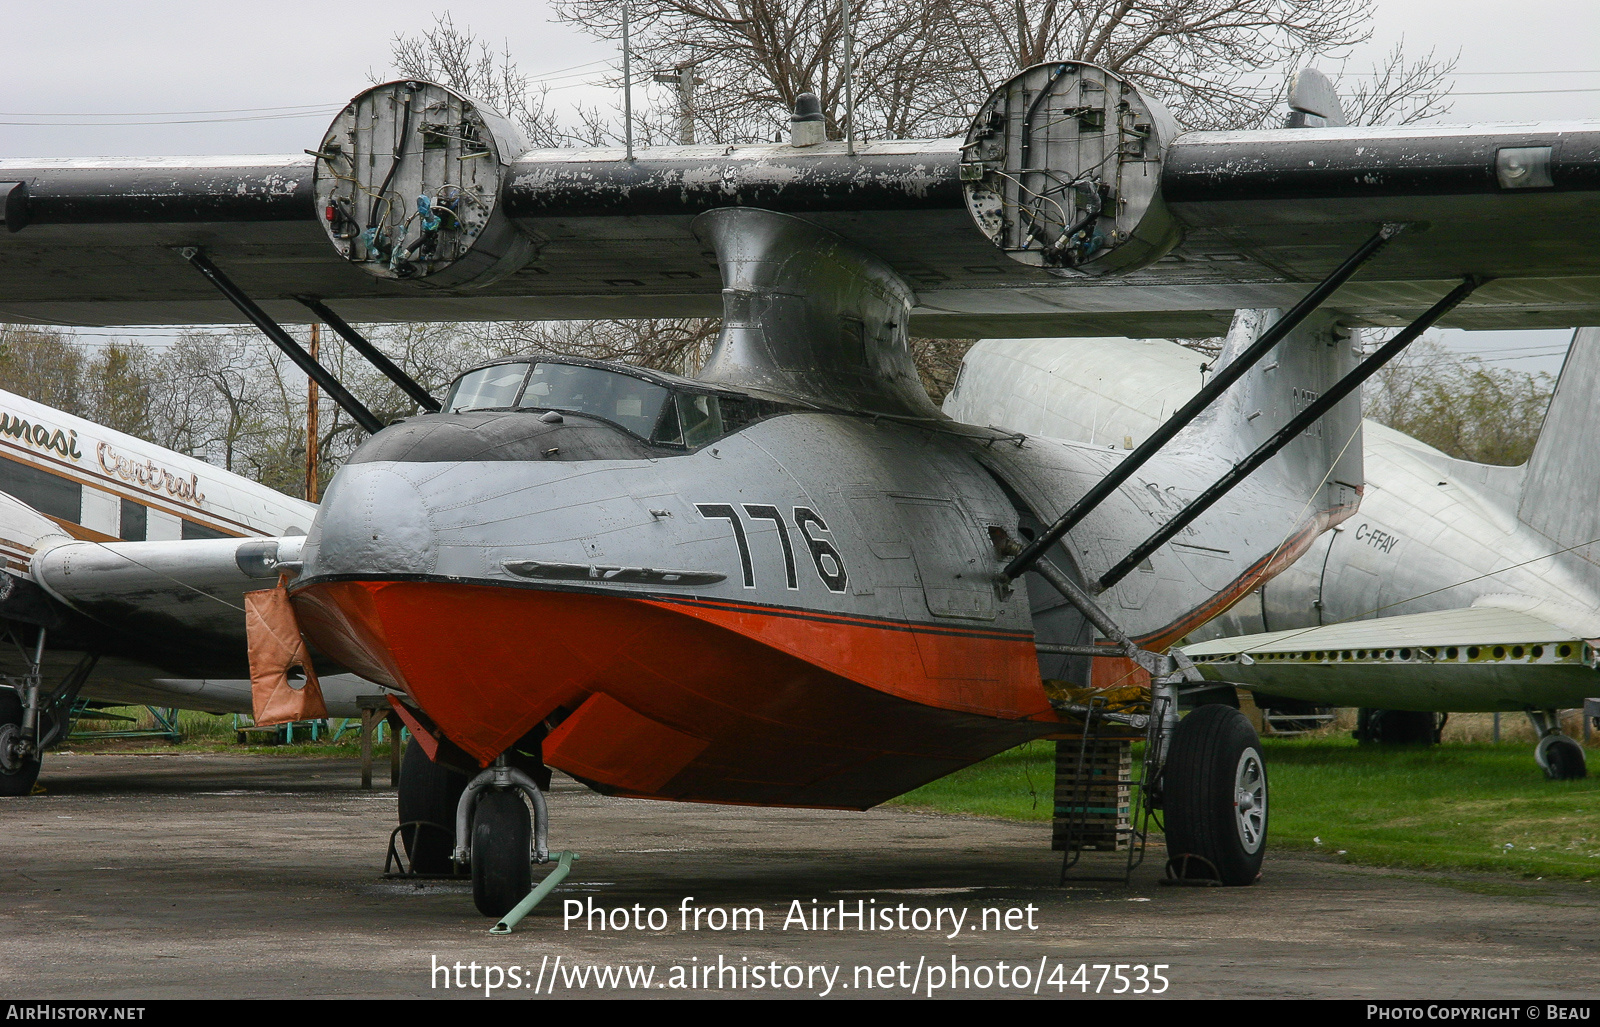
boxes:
[1001,221,1406,583]
[178,248,385,435]
[295,297,442,413]
[1098,275,1486,589]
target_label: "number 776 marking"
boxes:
[695,502,847,594]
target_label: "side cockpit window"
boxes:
[518,363,670,438]
[652,394,765,449]
[678,394,724,447]
[444,363,530,412]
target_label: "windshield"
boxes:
[444,363,530,412]
[517,363,670,438]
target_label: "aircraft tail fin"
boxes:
[945,308,1365,522]
[1518,327,1597,551]
[1179,308,1365,515]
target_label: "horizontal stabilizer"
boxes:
[1181,603,1600,711]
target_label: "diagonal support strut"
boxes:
[1003,222,1407,583]
[1097,275,1486,590]
[295,296,441,413]
[179,248,384,435]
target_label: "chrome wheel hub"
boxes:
[1233,747,1266,853]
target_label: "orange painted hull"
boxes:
[291,578,1055,809]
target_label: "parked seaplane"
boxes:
[3,63,1599,915]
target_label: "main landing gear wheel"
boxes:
[1356,708,1439,746]
[397,740,470,873]
[0,691,41,798]
[1537,734,1587,781]
[472,789,532,918]
[1162,704,1266,886]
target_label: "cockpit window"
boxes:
[679,394,724,447]
[441,358,784,450]
[517,363,670,438]
[444,363,530,412]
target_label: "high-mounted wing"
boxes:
[1,65,1597,336]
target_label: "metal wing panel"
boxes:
[1183,605,1584,656]
[1180,605,1600,711]
[0,123,1598,331]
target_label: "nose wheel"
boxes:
[471,789,533,917]
[395,740,469,873]
[451,755,555,918]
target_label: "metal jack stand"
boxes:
[383,822,469,880]
[1047,656,1186,887]
[1004,544,1195,886]
[68,702,182,742]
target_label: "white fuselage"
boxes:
[946,337,1600,644]
[0,387,374,716]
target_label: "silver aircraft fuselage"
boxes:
[948,334,1600,712]
[287,210,1364,807]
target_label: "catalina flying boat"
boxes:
[2,64,1599,913]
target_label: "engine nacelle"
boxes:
[961,61,1181,278]
[311,80,534,289]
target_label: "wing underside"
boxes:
[1181,605,1600,711]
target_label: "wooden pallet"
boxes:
[1052,739,1132,852]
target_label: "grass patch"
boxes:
[891,735,1600,882]
[62,706,394,760]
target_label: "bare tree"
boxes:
[1365,338,1554,466]
[0,326,88,416]
[384,12,580,147]
[82,343,152,438]
[945,0,1381,130]
[1339,39,1457,127]
[554,0,975,142]
[554,0,1452,139]
[467,318,722,377]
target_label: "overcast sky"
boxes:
[5,0,1596,375]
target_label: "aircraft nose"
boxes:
[304,464,438,577]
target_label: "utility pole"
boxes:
[653,62,703,144]
[305,323,320,503]
[622,3,634,160]
[842,0,855,155]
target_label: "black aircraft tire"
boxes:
[1162,704,1267,886]
[1360,708,1437,746]
[397,740,470,874]
[1541,736,1588,781]
[0,691,41,798]
[471,789,533,918]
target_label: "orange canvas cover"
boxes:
[245,578,328,725]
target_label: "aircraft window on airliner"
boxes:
[181,519,232,540]
[119,498,147,541]
[445,363,531,412]
[517,363,669,438]
[0,455,81,523]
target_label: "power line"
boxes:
[1340,69,1600,77]
[0,102,340,117]
[1449,87,1600,96]
[0,110,339,127]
